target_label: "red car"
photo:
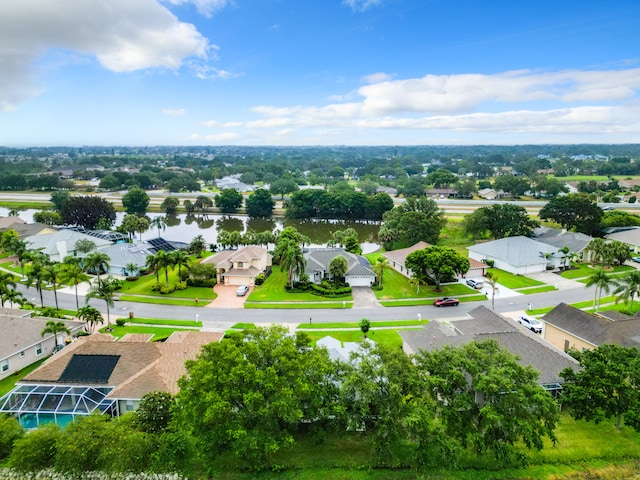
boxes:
[434,297,460,307]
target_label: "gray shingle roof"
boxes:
[304,249,374,277]
[533,227,593,253]
[400,306,578,384]
[542,303,640,348]
[467,236,557,267]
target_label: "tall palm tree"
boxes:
[146,252,161,283]
[171,250,191,278]
[83,251,110,280]
[8,238,29,278]
[585,267,612,311]
[25,253,49,307]
[0,271,17,307]
[613,270,640,309]
[41,320,71,350]
[373,257,390,288]
[59,259,90,310]
[558,246,572,271]
[86,276,117,330]
[3,289,25,309]
[587,238,607,266]
[280,243,306,288]
[125,262,139,277]
[77,306,104,333]
[42,263,62,310]
[135,216,151,241]
[484,271,499,311]
[329,255,348,288]
[153,250,173,286]
[150,216,167,238]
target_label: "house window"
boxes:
[35,344,42,356]
[1,359,8,373]
[19,351,25,358]
[125,400,135,412]
[563,339,570,352]
[238,262,244,268]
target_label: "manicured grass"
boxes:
[0,358,47,397]
[303,329,418,350]
[517,285,557,295]
[487,268,544,289]
[119,295,204,307]
[527,295,619,316]
[126,317,202,327]
[245,302,353,309]
[298,320,427,329]
[561,263,634,279]
[230,322,256,329]
[117,270,218,299]
[247,266,353,303]
[0,201,51,209]
[99,325,192,341]
[0,261,24,276]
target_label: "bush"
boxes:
[254,273,266,286]
[0,414,23,460]
[309,283,352,297]
[629,196,637,204]
[115,318,126,327]
[160,285,176,294]
[175,281,187,291]
[125,276,139,282]
[9,423,59,471]
[151,283,163,292]
[186,278,216,288]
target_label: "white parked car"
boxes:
[236,285,249,296]
[518,315,542,334]
[466,279,484,289]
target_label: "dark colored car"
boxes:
[434,297,460,307]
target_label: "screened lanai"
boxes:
[0,384,118,428]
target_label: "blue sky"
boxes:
[1,0,639,146]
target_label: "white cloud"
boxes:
[361,72,394,84]
[164,0,229,18]
[0,0,211,111]
[162,108,186,116]
[343,0,382,12]
[243,68,640,140]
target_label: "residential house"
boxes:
[533,227,593,264]
[0,309,83,382]
[477,188,511,200]
[96,237,189,276]
[426,187,458,198]
[203,246,272,286]
[0,216,25,230]
[0,331,223,428]
[304,249,376,287]
[24,229,112,263]
[382,241,432,278]
[316,336,375,363]
[542,303,640,353]
[400,306,578,389]
[467,236,559,275]
[605,227,640,254]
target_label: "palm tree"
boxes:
[86,276,117,330]
[585,267,612,311]
[41,320,71,350]
[59,259,90,310]
[484,271,499,311]
[373,257,390,288]
[153,250,172,286]
[135,216,150,241]
[558,246,571,271]
[150,216,167,237]
[8,238,29,278]
[3,289,26,309]
[77,306,104,333]
[25,254,49,307]
[0,271,17,307]
[42,263,62,310]
[189,235,207,258]
[329,255,348,288]
[280,243,306,288]
[171,250,191,278]
[613,270,640,309]
[125,262,139,277]
[146,252,161,283]
[83,251,110,280]
[587,238,607,266]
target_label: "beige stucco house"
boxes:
[204,246,272,286]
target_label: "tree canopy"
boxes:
[379,197,446,249]
[121,187,150,215]
[61,196,116,230]
[405,246,470,290]
[539,194,603,235]
[245,188,275,218]
[214,188,243,214]
[462,204,539,239]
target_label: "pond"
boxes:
[0,208,382,253]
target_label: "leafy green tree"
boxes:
[270,178,299,199]
[246,188,275,218]
[121,186,150,215]
[49,191,70,212]
[461,208,489,239]
[215,188,243,214]
[194,195,214,215]
[8,422,58,471]
[476,203,539,239]
[134,391,175,434]
[150,216,167,237]
[405,246,470,291]
[0,414,23,461]
[83,251,110,280]
[41,320,71,349]
[61,196,116,230]
[380,197,446,249]
[189,234,207,258]
[415,339,559,461]
[75,238,96,255]
[329,255,348,287]
[585,267,612,311]
[160,196,180,215]
[493,174,530,196]
[561,344,640,430]
[426,168,457,188]
[176,326,338,469]
[183,198,195,213]
[32,210,62,225]
[539,194,603,235]
[359,318,371,338]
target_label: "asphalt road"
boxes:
[16,281,595,328]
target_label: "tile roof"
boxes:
[400,306,578,384]
[204,246,271,268]
[542,303,640,348]
[468,236,557,267]
[21,331,223,400]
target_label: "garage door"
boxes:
[347,276,374,287]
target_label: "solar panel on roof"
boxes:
[58,354,120,384]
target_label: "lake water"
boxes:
[0,209,382,253]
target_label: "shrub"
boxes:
[175,281,187,290]
[160,285,176,294]
[0,414,23,460]
[186,278,216,288]
[151,283,163,292]
[254,273,266,286]
[9,423,59,471]
[629,196,637,204]
[125,276,139,282]
[115,318,126,327]
[309,284,352,297]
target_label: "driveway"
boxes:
[206,285,250,309]
[351,286,381,308]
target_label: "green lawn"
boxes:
[561,263,634,279]
[119,295,204,307]
[126,317,202,327]
[517,285,557,295]
[487,268,544,289]
[245,302,353,309]
[247,266,353,303]
[302,329,418,350]
[0,358,47,397]
[298,320,427,329]
[117,270,217,300]
[99,325,193,341]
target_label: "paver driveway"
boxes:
[206,284,251,309]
